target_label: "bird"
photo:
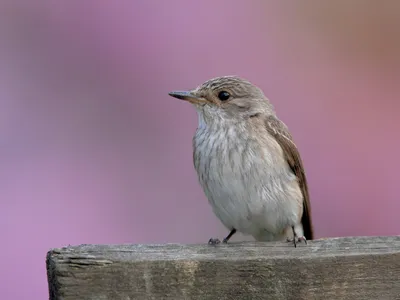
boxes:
[168,76,313,247]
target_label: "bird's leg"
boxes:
[291,226,297,248]
[208,228,237,245]
[287,226,307,247]
[223,228,236,244]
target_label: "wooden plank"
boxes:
[46,236,400,300]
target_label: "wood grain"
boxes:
[46,236,400,300]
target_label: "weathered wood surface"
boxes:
[46,236,400,300]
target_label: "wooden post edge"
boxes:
[46,236,400,300]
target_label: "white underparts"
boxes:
[193,115,303,242]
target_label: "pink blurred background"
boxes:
[1,0,400,298]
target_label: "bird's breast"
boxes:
[193,125,282,186]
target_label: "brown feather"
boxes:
[264,115,314,240]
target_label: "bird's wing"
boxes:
[264,115,314,240]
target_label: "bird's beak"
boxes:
[168,91,207,105]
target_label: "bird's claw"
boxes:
[208,238,221,245]
[298,236,307,244]
[286,236,307,247]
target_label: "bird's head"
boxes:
[168,76,274,123]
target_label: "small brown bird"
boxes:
[168,76,313,247]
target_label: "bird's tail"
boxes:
[301,204,314,240]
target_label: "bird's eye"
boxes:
[218,91,230,101]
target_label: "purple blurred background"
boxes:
[1,1,400,298]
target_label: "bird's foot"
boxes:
[208,238,221,245]
[297,236,307,245]
[286,236,307,247]
[209,229,236,245]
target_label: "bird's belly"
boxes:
[195,142,302,240]
[204,173,299,239]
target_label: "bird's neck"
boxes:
[196,108,245,131]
